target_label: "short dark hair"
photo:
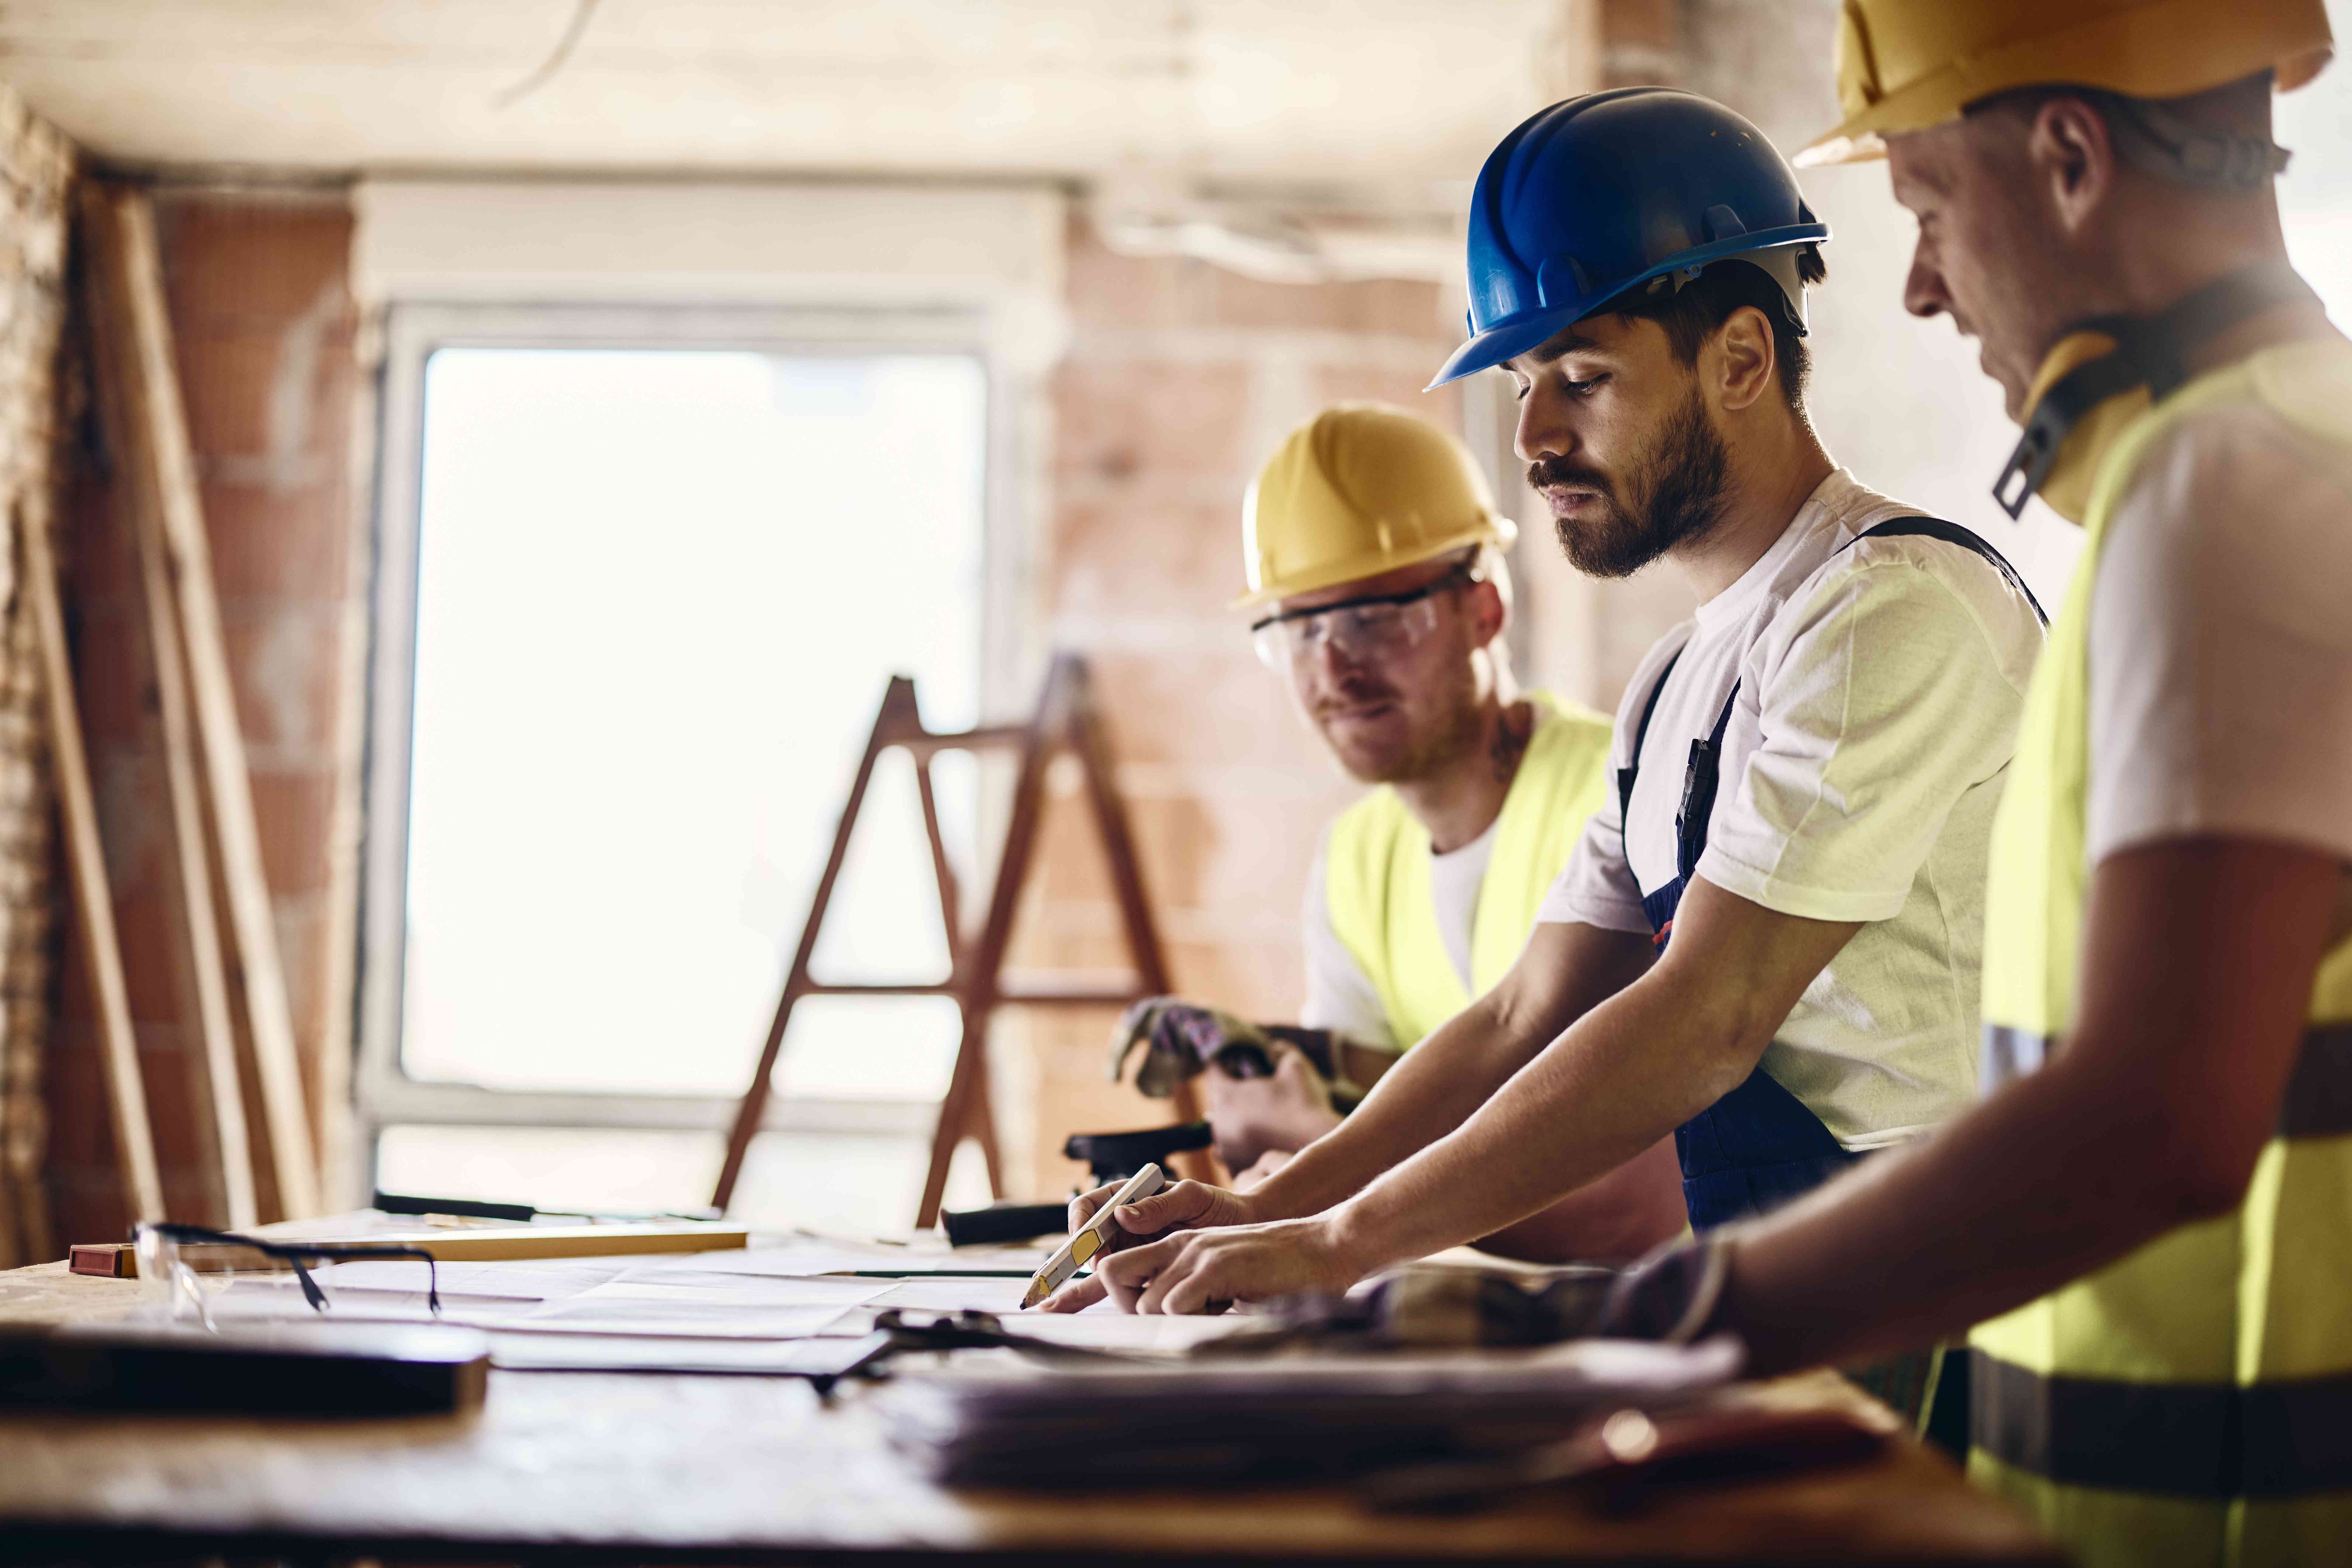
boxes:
[1605,250,1824,409]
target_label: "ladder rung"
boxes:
[796,982,954,998]
[996,986,1147,1007]
[893,724,1031,758]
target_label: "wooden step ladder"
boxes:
[711,651,1204,1227]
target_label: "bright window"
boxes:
[361,316,999,1228]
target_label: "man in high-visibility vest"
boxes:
[1111,402,1687,1263]
[1487,5,2350,1565]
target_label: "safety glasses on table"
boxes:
[132,1221,442,1331]
[1249,561,1476,671]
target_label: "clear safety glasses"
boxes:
[1249,563,1474,672]
[133,1221,442,1331]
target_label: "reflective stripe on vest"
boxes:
[1324,691,1611,1049]
[1969,340,2352,1566]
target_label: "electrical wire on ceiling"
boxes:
[490,0,602,109]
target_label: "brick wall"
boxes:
[45,190,362,1245]
[0,88,68,1268]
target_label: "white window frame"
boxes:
[349,180,1063,1193]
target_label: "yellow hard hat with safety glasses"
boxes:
[1234,404,1514,613]
[1795,0,2334,168]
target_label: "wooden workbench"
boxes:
[0,1259,2056,1566]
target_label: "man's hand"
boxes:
[1034,1179,1259,1312]
[1093,1214,1368,1314]
[1203,1045,1341,1172]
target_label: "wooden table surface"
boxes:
[0,1260,2057,1566]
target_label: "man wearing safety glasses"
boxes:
[1110,402,1689,1265]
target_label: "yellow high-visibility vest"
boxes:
[1970,339,2352,1566]
[1324,691,1612,1049]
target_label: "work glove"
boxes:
[1107,998,1344,1098]
[1589,1232,1733,1344]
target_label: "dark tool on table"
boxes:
[1062,1120,1214,1186]
[373,1190,720,1224]
[1366,1401,1899,1513]
[0,1321,490,1416]
[938,1123,1212,1245]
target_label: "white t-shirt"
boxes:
[1539,469,2046,1150]
[2087,363,2352,870]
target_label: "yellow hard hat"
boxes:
[1234,404,1515,613]
[1795,0,2334,167]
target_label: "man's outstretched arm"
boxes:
[1095,879,1861,1313]
[1037,918,1650,1311]
[1718,838,2347,1373]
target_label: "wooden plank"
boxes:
[22,499,163,1223]
[78,185,257,1231]
[95,188,319,1217]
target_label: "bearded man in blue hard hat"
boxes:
[1043,88,2047,1342]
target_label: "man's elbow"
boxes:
[2093,1090,2269,1230]
[2151,1134,2267,1226]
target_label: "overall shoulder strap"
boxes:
[1615,646,1683,830]
[1844,515,2049,627]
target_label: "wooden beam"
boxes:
[23,497,162,1223]
[86,187,319,1217]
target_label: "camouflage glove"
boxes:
[1108,998,1273,1098]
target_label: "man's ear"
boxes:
[1711,304,1777,413]
[2029,96,2117,239]
[1468,576,1508,648]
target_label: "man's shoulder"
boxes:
[1326,783,1412,860]
[1795,508,2043,651]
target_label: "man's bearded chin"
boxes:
[1534,389,1732,579]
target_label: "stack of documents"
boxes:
[878,1336,1745,1487]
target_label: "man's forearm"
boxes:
[1328,962,1759,1267]
[1720,840,2346,1375]
[1326,881,1860,1269]
[1246,989,1534,1220]
[1250,922,1653,1222]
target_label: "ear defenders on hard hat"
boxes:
[1428,88,1829,390]
[1996,260,2322,521]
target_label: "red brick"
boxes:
[153,199,354,336]
[1313,361,1464,429]
[203,477,353,601]
[1210,271,1448,337]
[1053,358,1251,484]
[248,768,335,899]
[218,604,344,755]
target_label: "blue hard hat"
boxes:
[1428,88,1829,389]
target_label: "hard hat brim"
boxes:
[1795,0,2334,169]
[1228,514,1516,614]
[1426,224,1828,390]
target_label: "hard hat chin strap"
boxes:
[1992,257,2318,517]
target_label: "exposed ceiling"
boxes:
[0,0,1584,203]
